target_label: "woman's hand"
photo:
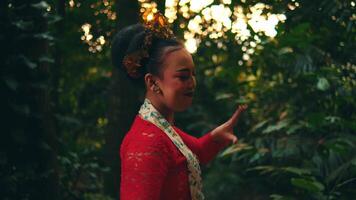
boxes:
[210,104,248,145]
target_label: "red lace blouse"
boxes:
[120,115,230,200]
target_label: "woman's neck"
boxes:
[145,94,175,125]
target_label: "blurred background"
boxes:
[1,0,355,199]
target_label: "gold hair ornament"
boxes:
[122,11,175,78]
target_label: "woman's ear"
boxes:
[144,73,159,93]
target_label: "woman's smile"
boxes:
[183,90,194,97]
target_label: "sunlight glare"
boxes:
[190,0,213,12]
[185,38,198,53]
[222,0,231,4]
[163,1,286,57]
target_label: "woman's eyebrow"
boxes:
[176,68,190,72]
[176,66,196,72]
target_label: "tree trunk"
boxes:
[34,0,59,199]
[53,0,65,108]
[104,0,140,199]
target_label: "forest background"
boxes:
[1,0,355,199]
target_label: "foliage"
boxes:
[51,0,115,199]
[1,0,114,199]
[1,0,59,199]
[177,1,356,199]
[1,0,355,200]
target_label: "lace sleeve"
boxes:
[120,131,171,200]
[196,132,230,164]
[173,128,229,165]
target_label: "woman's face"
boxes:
[156,47,196,112]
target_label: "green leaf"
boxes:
[324,116,341,123]
[286,123,303,135]
[4,77,18,91]
[278,47,293,55]
[48,15,62,24]
[262,119,290,134]
[326,158,353,184]
[215,93,234,100]
[39,56,55,64]
[12,20,33,30]
[291,178,325,193]
[89,172,97,179]
[270,194,295,200]
[18,55,37,69]
[220,142,253,157]
[316,77,330,91]
[40,142,52,150]
[59,156,71,165]
[55,114,82,126]
[31,1,50,10]
[247,165,275,175]
[352,158,356,166]
[336,177,356,189]
[101,167,111,172]
[325,138,355,154]
[89,163,99,169]
[282,167,311,176]
[34,32,55,41]
[250,119,270,133]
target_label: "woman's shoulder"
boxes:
[122,115,172,149]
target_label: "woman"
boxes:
[111,13,247,200]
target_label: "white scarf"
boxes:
[138,98,204,200]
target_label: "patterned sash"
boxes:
[138,98,204,200]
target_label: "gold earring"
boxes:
[154,86,161,93]
[152,82,160,93]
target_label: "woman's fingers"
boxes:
[212,104,247,145]
[231,135,238,144]
[228,104,248,127]
[225,133,238,144]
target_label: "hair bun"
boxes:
[111,24,145,73]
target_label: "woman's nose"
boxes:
[188,76,196,89]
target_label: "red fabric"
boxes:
[120,115,230,200]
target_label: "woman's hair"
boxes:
[111,23,183,82]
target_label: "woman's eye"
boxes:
[178,76,190,80]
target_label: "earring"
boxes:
[153,86,161,94]
[153,82,160,94]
